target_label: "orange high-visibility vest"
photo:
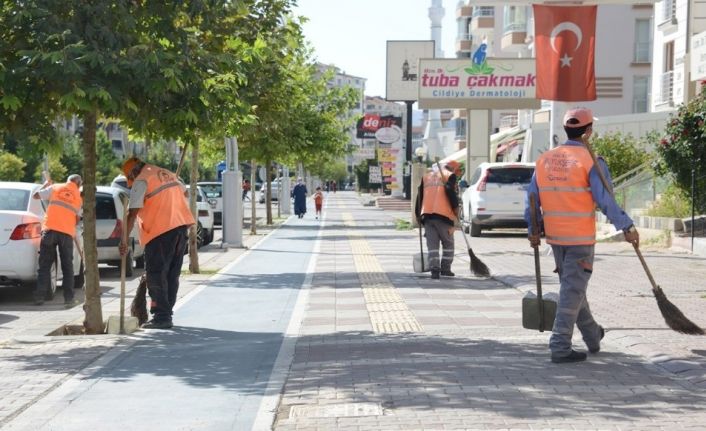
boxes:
[44,182,82,237]
[536,145,596,245]
[135,164,195,245]
[421,169,457,222]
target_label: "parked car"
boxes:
[0,182,84,300]
[185,185,215,247]
[258,179,282,204]
[461,162,535,237]
[110,174,130,193]
[197,181,222,226]
[95,186,145,276]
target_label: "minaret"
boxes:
[424,0,445,161]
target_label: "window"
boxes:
[486,167,534,184]
[95,194,117,220]
[664,41,674,72]
[0,189,29,211]
[633,76,650,113]
[634,19,652,63]
[503,6,527,33]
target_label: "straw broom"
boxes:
[581,134,703,335]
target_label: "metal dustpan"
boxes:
[413,252,430,273]
[522,291,558,331]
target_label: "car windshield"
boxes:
[199,184,222,198]
[95,194,117,219]
[0,188,30,211]
[487,167,534,184]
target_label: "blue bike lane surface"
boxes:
[7,216,322,431]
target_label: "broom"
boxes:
[129,143,189,325]
[581,134,703,335]
[435,162,490,277]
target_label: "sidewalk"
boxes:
[273,193,706,430]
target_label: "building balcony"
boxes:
[656,71,674,106]
[501,30,528,52]
[472,6,494,18]
[470,16,494,31]
[658,0,677,31]
[456,38,473,53]
[457,5,472,18]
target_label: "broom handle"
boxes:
[529,193,545,332]
[581,134,657,291]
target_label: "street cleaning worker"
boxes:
[32,174,83,307]
[119,157,195,329]
[525,107,640,364]
[415,160,461,280]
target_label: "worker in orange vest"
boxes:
[525,107,640,364]
[119,157,195,329]
[415,160,462,280]
[32,174,83,307]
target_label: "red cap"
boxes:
[563,107,595,128]
[446,160,462,175]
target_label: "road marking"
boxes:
[343,213,422,333]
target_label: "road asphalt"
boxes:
[1,191,706,430]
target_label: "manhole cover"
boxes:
[289,402,384,418]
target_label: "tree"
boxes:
[0,151,26,181]
[656,90,706,213]
[590,131,651,179]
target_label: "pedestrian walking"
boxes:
[32,173,83,307]
[415,160,462,280]
[525,107,640,364]
[313,186,324,219]
[242,179,251,201]
[119,157,196,329]
[292,177,307,219]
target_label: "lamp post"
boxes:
[411,146,427,227]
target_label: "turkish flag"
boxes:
[533,5,597,101]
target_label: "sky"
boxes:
[293,0,460,98]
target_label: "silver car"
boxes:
[0,182,84,300]
[95,186,145,276]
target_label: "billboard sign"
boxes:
[417,58,541,110]
[375,125,402,144]
[356,114,403,139]
[368,166,382,184]
[386,40,435,101]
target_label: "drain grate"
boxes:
[289,402,384,418]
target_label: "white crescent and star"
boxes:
[550,21,583,68]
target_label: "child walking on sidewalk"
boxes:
[313,187,324,219]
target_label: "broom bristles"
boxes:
[653,285,704,335]
[130,275,149,325]
[469,249,491,278]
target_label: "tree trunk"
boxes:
[188,139,200,273]
[82,111,104,334]
[250,160,257,235]
[266,159,272,225]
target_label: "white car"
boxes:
[461,162,535,237]
[95,186,145,276]
[0,182,84,300]
[197,181,222,226]
[185,185,215,247]
[258,179,282,203]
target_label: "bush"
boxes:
[655,89,706,213]
[0,151,26,181]
[646,183,692,218]
[590,131,651,180]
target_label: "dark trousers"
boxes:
[35,230,74,302]
[145,226,188,323]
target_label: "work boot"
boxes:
[142,320,173,329]
[551,350,587,364]
[441,270,455,277]
[588,326,605,354]
[431,270,440,280]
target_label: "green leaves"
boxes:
[0,95,21,111]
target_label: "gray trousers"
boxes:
[549,244,602,356]
[35,230,74,302]
[423,218,454,272]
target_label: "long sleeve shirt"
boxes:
[524,140,634,236]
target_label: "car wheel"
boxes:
[135,254,145,269]
[74,261,85,290]
[463,223,470,234]
[470,221,482,237]
[45,261,58,300]
[206,228,214,245]
[196,222,205,248]
[125,249,134,277]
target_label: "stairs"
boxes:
[376,196,412,211]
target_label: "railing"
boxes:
[473,6,494,17]
[661,0,676,23]
[657,71,674,105]
[503,22,526,34]
[613,162,666,213]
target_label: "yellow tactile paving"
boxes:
[343,213,422,333]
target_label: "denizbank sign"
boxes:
[418,58,541,110]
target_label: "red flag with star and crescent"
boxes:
[533,5,597,101]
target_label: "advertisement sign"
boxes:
[377,149,397,163]
[368,166,382,184]
[386,40,435,101]
[417,58,541,110]
[356,114,403,139]
[355,148,376,159]
[375,126,402,144]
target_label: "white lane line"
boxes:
[251,207,326,430]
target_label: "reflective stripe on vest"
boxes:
[135,164,195,245]
[536,145,596,246]
[43,182,82,237]
[420,170,456,222]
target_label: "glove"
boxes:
[624,225,640,246]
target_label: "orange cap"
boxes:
[563,107,595,128]
[446,160,462,176]
[122,157,141,186]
